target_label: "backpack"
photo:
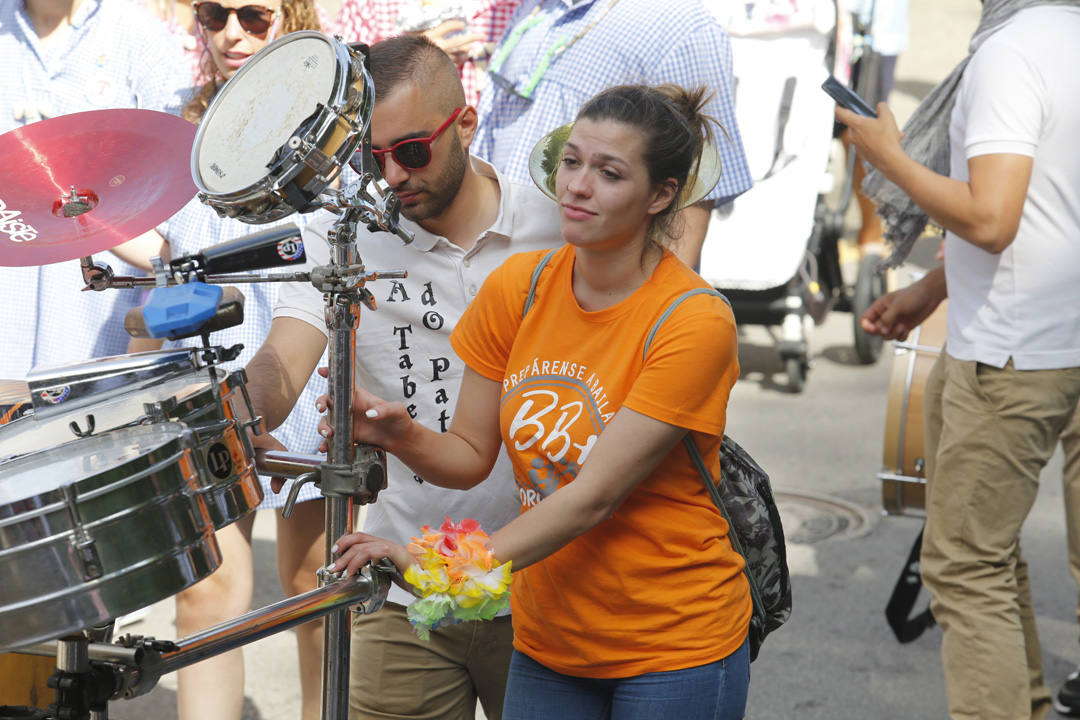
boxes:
[523,249,792,661]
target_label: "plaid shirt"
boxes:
[334,0,523,105]
[473,0,753,205]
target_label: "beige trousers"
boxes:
[1061,405,1080,629]
[349,602,514,720]
[921,351,1080,720]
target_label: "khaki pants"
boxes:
[349,603,514,720]
[921,352,1080,720]
[1061,405,1080,630]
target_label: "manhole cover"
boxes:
[774,490,875,544]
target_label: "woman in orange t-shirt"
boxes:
[325,84,752,719]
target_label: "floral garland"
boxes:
[404,517,512,640]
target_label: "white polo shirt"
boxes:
[944,5,1080,370]
[276,156,561,606]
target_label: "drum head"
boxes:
[193,32,338,196]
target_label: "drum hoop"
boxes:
[191,31,371,209]
[895,322,921,475]
[0,422,194,509]
[0,443,195,550]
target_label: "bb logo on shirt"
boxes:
[503,359,613,508]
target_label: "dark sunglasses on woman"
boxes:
[358,107,464,174]
[193,1,276,34]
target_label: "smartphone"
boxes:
[821,74,878,118]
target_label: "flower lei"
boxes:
[403,517,512,640]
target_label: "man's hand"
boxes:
[859,266,947,341]
[836,103,906,178]
[250,432,292,494]
[422,19,486,65]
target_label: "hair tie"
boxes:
[403,517,512,640]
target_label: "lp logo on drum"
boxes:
[206,442,234,479]
[277,238,303,262]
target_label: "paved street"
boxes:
[105,1,1080,718]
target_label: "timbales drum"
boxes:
[878,301,948,515]
[192,31,375,224]
[0,351,263,529]
[0,423,221,651]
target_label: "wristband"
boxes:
[403,517,512,640]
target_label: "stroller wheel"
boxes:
[852,253,886,364]
[785,356,808,393]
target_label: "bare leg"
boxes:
[175,514,256,720]
[276,498,327,720]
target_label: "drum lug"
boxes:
[287,128,335,185]
[60,484,103,580]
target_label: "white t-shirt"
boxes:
[944,5,1080,370]
[276,157,561,605]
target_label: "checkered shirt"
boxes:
[159,198,328,509]
[334,0,524,105]
[0,0,190,379]
[473,0,754,205]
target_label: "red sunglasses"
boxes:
[193,2,276,34]
[369,108,464,173]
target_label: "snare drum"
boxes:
[0,369,262,529]
[878,301,948,515]
[192,31,375,224]
[0,423,221,652]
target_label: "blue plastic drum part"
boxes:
[142,282,224,338]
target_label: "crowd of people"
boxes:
[2,0,1079,719]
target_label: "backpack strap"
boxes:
[643,289,768,646]
[522,249,559,319]
[641,288,732,361]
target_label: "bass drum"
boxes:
[878,301,948,515]
[0,423,221,652]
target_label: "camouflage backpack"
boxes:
[525,252,792,661]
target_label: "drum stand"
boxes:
[13,169,414,720]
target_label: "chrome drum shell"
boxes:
[0,423,221,651]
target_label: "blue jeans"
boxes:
[502,639,750,720]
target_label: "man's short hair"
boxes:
[367,34,466,112]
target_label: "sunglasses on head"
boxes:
[193,2,276,34]
[369,107,464,173]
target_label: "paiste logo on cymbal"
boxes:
[0,196,39,243]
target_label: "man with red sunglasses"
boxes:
[242,33,561,719]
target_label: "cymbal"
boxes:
[0,109,197,267]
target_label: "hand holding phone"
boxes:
[822,74,878,118]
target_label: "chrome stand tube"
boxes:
[159,571,383,677]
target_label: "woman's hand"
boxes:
[328,531,417,593]
[314,367,414,453]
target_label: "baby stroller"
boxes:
[699,2,886,392]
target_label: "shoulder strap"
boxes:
[522,249,559,319]
[641,287,732,361]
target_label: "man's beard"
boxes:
[399,134,468,224]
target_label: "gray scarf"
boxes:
[862,0,1080,269]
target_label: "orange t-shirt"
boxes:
[450,246,751,678]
